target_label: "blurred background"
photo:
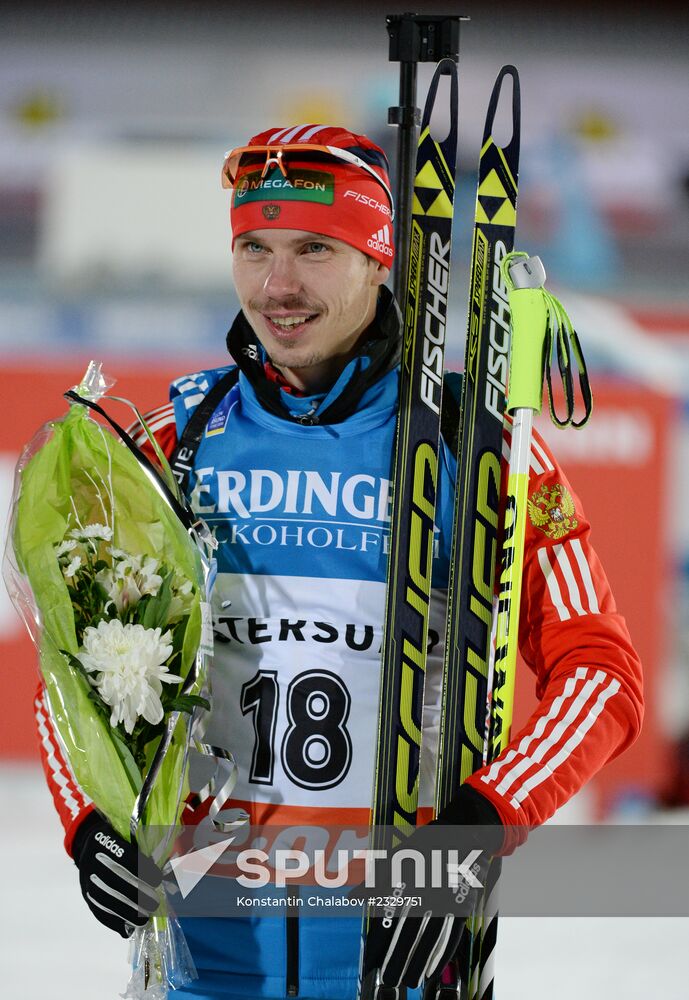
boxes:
[1,2,688,996]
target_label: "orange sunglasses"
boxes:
[222,143,395,221]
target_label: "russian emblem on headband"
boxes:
[262,204,281,220]
[528,483,578,540]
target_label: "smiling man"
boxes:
[36,125,643,1000]
[232,227,388,392]
[227,127,395,397]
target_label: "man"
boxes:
[36,125,643,999]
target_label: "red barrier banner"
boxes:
[0,360,190,758]
[525,383,675,815]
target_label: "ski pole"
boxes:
[488,254,551,757]
[474,253,592,1000]
[471,253,550,1000]
[386,12,465,305]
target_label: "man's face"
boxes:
[232,228,390,392]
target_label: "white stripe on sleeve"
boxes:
[510,676,621,808]
[501,430,548,475]
[480,667,589,787]
[492,668,606,798]
[570,537,601,613]
[555,543,586,616]
[530,436,554,473]
[538,547,571,621]
[35,698,84,819]
[130,406,176,446]
[141,412,176,437]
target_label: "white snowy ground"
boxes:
[1,763,686,1000]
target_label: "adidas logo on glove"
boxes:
[367,225,394,258]
[95,830,125,859]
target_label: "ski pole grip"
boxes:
[509,254,546,289]
[502,254,549,415]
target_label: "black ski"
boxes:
[426,65,521,1000]
[358,56,459,1000]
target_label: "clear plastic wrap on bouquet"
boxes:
[124,912,198,1000]
[3,362,229,998]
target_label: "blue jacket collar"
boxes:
[225,286,401,425]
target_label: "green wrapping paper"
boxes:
[10,400,208,840]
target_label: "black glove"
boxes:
[363,785,503,993]
[72,812,163,938]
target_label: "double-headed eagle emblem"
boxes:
[527,483,578,540]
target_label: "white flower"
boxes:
[136,555,164,597]
[96,552,164,611]
[168,576,195,621]
[69,522,113,542]
[55,539,78,558]
[95,566,143,613]
[77,619,180,734]
[112,553,139,573]
[63,556,82,579]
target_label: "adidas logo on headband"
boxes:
[367,225,394,259]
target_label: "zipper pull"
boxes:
[295,407,319,425]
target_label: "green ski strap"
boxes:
[502,252,593,429]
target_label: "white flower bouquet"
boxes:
[3,363,219,998]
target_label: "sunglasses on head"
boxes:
[222,143,395,221]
